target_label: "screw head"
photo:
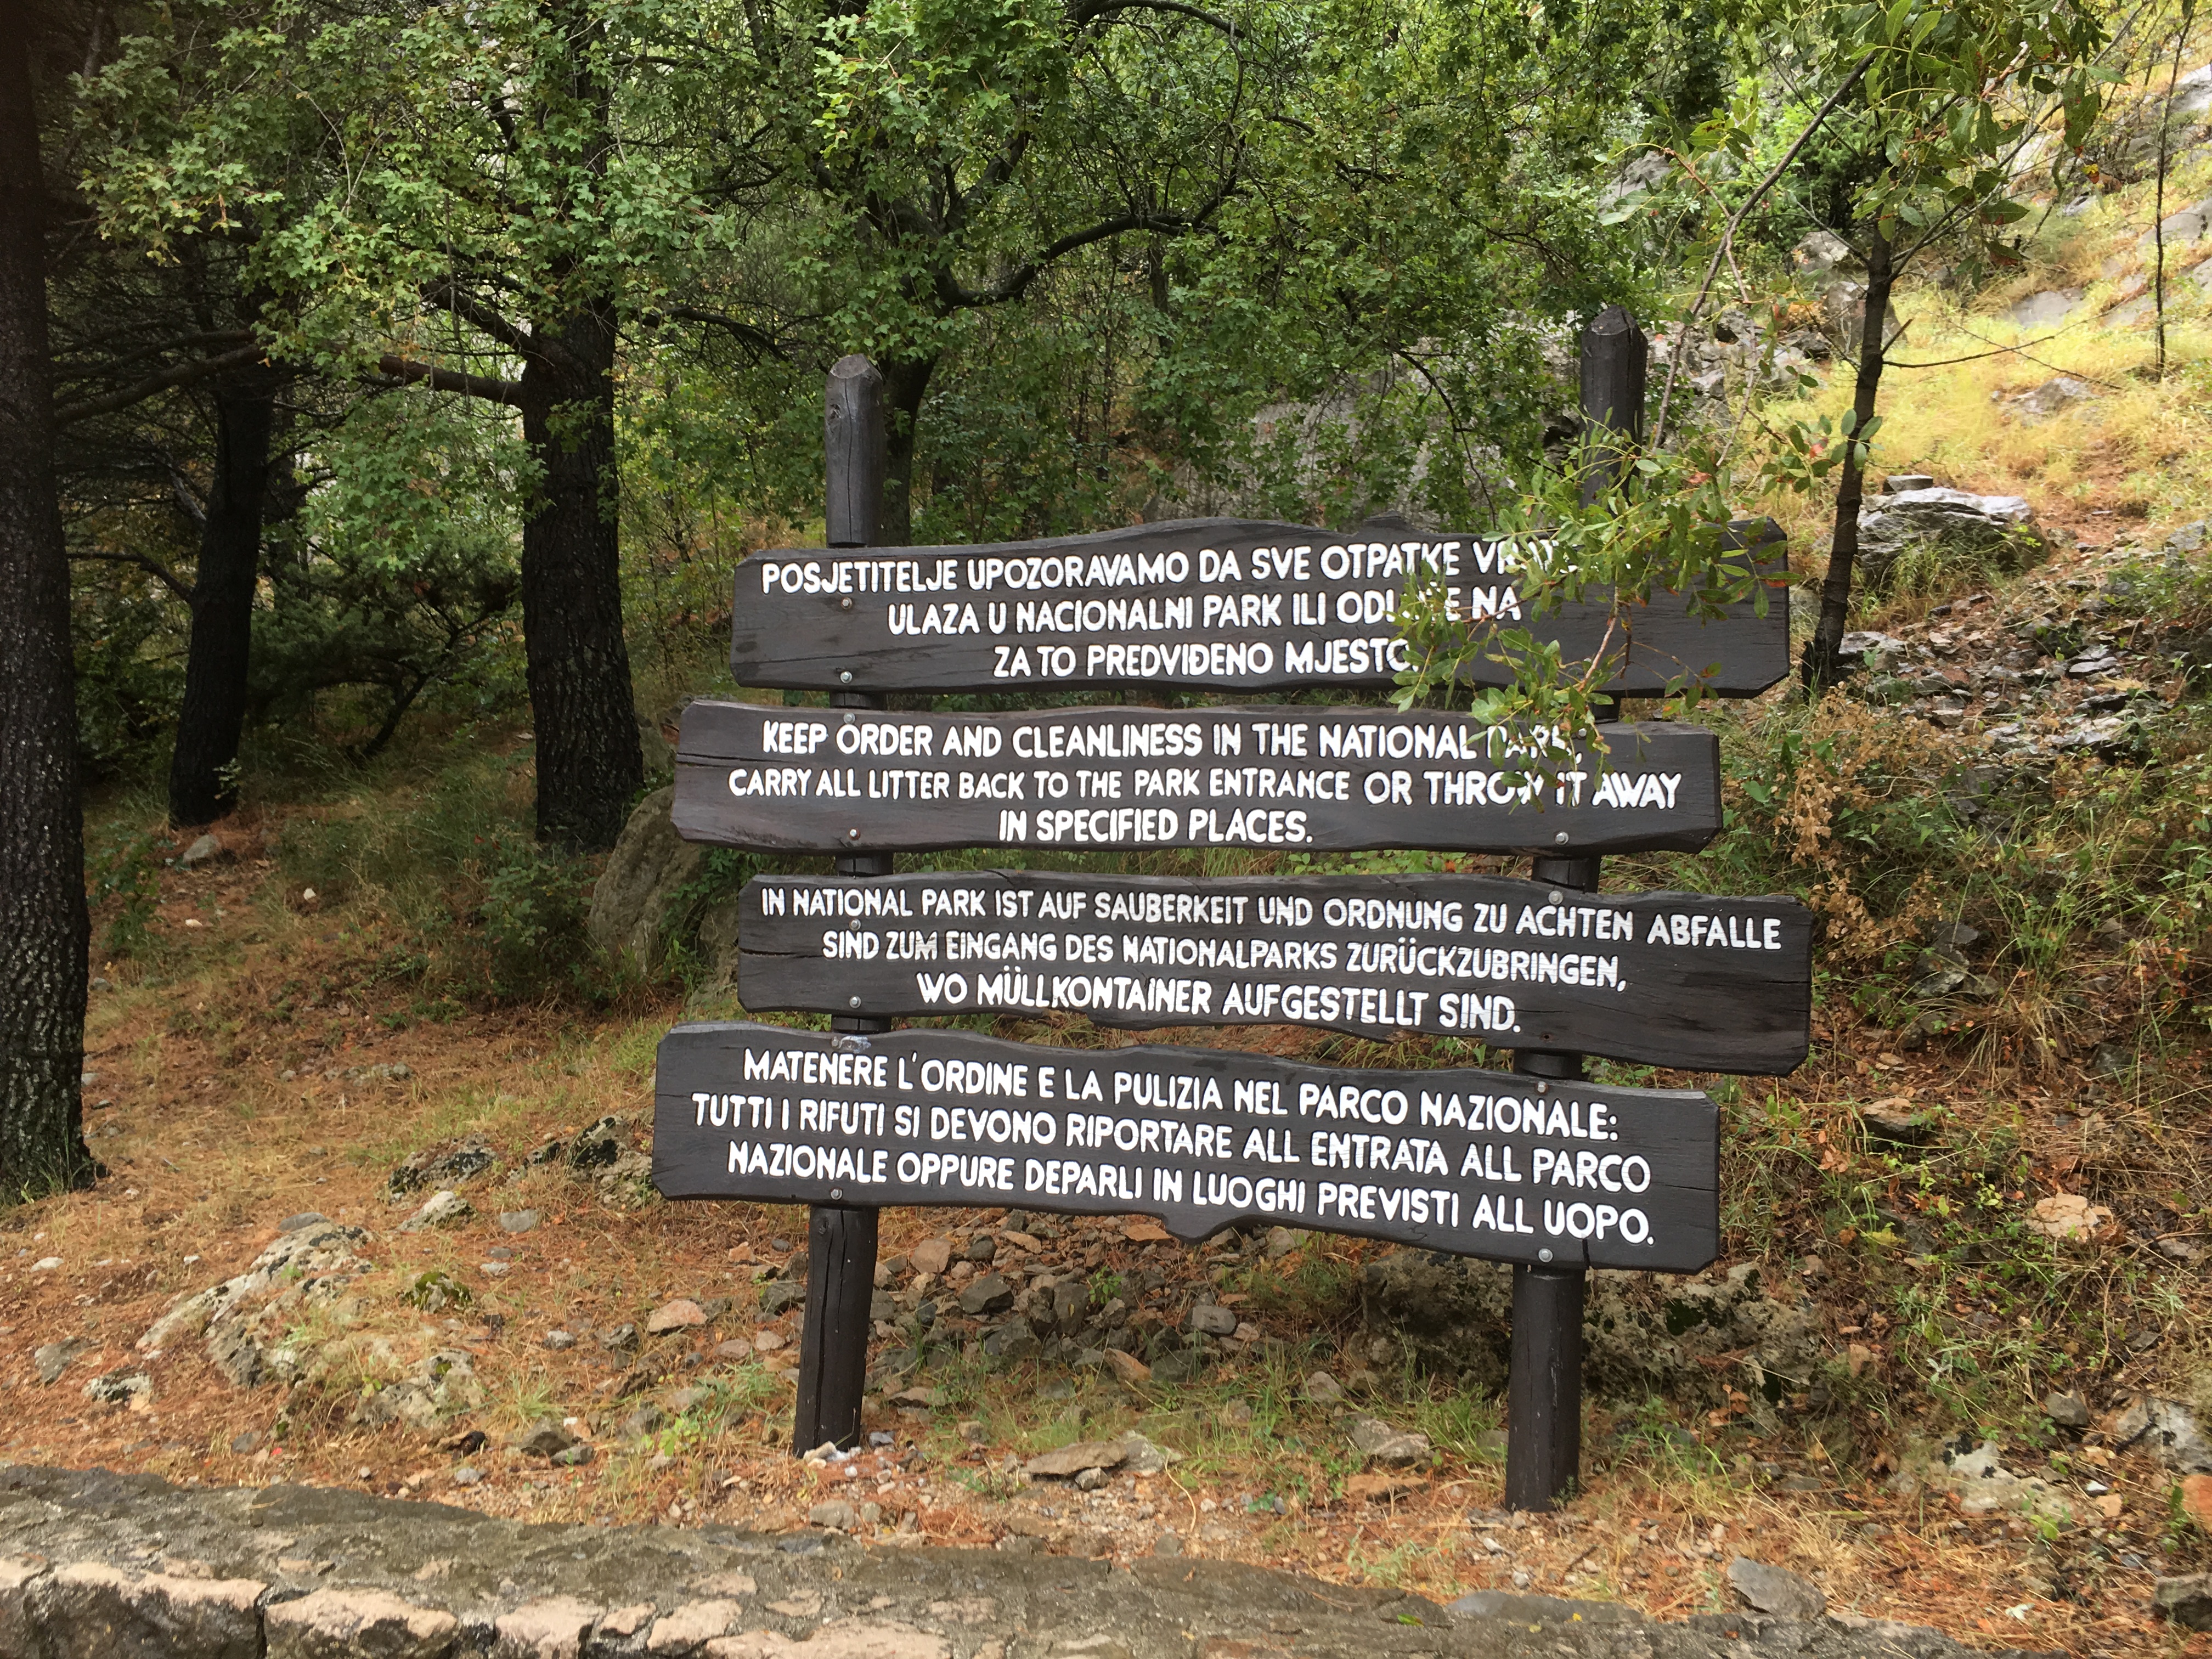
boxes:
[1538,1248,1554,1264]
[846,828,861,840]
[840,670,854,683]
[1537,1080,1549,1094]
[841,597,854,609]
[1554,831,1570,845]
[849,996,862,1008]
[831,1187,843,1200]
[1548,890,1564,905]
[843,712,856,723]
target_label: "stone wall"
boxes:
[0,1465,2029,1659]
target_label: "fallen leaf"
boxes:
[1345,1472,1421,1503]
[1122,1220,1170,1243]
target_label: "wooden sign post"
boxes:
[657,317,1808,1509]
[794,355,893,1458]
[1506,302,1646,1511]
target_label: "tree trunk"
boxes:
[517,300,641,850]
[0,31,95,1196]
[169,366,280,826]
[878,352,936,548]
[1801,219,1895,693]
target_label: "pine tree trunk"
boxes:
[0,31,94,1196]
[1802,220,1896,693]
[517,300,641,850]
[169,366,280,827]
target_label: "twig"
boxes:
[1652,58,1873,449]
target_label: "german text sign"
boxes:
[734,872,1812,1074]
[674,703,1722,856]
[655,1023,1720,1272]
[729,517,1786,697]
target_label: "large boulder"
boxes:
[1362,1253,1821,1409]
[1855,487,2041,591]
[586,787,704,972]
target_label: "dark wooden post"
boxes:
[794,354,891,1456]
[1578,304,1647,508]
[1505,307,1644,1509]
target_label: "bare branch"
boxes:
[55,328,258,387]
[1069,0,1234,36]
[942,179,1239,308]
[70,548,196,603]
[1651,57,1872,448]
[53,342,270,426]
[374,354,525,405]
[419,279,538,358]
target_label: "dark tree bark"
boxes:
[0,28,95,1195]
[517,298,642,849]
[1801,219,1895,693]
[169,363,280,826]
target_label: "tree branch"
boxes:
[70,548,195,603]
[1069,0,1234,36]
[55,328,258,387]
[649,306,794,359]
[53,342,270,426]
[419,279,538,359]
[374,354,525,405]
[942,180,1238,308]
[1651,56,1872,448]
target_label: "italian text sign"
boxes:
[655,1023,1720,1272]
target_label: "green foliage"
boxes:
[85,828,163,957]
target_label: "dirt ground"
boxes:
[3,826,2202,1659]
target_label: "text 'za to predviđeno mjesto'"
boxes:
[673,703,1723,856]
[733,871,1813,1074]
[728,517,1788,697]
[654,1024,1720,1273]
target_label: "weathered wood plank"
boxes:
[728,517,1786,696]
[735,871,1811,1074]
[674,703,1722,857]
[654,1022,1720,1273]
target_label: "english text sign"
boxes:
[735,872,1812,1074]
[728,517,1786,697]
[655,1023,1720,1272]
[673,703,1722,856]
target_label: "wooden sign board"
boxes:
[727,517,1787,697]
[655,1022,1720,1272]
[734,872,1812,1074]
[674,703,1722,857]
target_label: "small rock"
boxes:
[551,1443,594,1468]
[179,833,224,868]
[957,1273,1014,1317]
[1152,1531,1183,1558]
[32,1339,87,1385]
[498,1210,540,1234]
[395,1190,473,1233]
[2029,1193,2113,1240]
[83,1370,151,1406]
[1346,1417,1430,1465]
[964,1235,997,1263]
[2154,1573,2212,1632]
[543,1330,575,1351]
[621,1404,667,1440]
[910,1238,953,1276]
[646,1298,708,1334]
[809,1499,857,1531]
[1304,1370,1345,1405]
[30,1257,61,1272]
[2182,1474,2212,1531]
[452,1466,483,1487]
[1186,1304,1238,1338]
[597,1322,640,1352]
[513,1418,579,1459]
[2115,1397,2212,1473]
[1105,1348,1152,1385]
[2012,375,2097,421]
[230,1431,261,1454]
[758,1281,806,1318]
[957,1420,987,1444]
[1118,1434,1178,1476]
[1881,474,1934,494]
[1726,1556,1825,1618]
[2045,1390,2092,1429]
[1264,1227,1300,1260]
[278,1212,329,1233]
[1026,1440,1128,1479]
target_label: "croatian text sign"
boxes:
[734,872,1812,1074]
[728,517,1787,697]
[673,703,1722,856]
[655,1023,1719,1272]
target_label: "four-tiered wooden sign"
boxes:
[655,314,1810,1510]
